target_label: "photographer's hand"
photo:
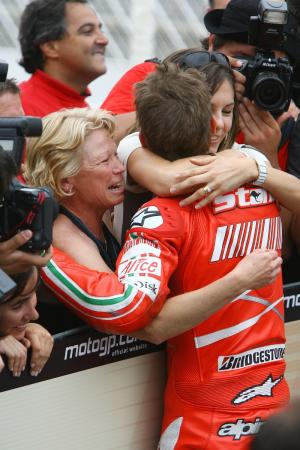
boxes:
[0,230,52,274]
[227,56,246,101]
[238,98,281,168]
[22,323,53,376]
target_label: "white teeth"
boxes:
[109,183,121,190]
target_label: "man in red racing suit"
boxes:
[123,189,288,450]
[41,183,288,450]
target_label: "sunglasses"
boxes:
[178,51,230,70]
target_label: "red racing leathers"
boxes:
[41,183,288,449]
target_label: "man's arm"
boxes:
[132,249,282,344]
[41,216,180,335]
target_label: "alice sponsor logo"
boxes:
[218,344,285,371]
[218,417,264,440]
[118,256,160,276]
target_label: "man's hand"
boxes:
[0,229,52,274]
[170,150,258,208]
[0,335,27,377]
[232,249,282,291]
[238,98,281,167]
[22,323,54,376]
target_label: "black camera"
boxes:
[0,117,58,252]
[0,116,42,172]
[0,268,16,304]
[0,180,58,252]
[239,53,292,114]
[238,0,293,114]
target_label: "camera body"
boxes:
[0,180,58,252]
[0,116,42,173]
[0,117,58,253]
[239,52,293,113]
[238,0,293,114]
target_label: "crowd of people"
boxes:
[0,0,300,448]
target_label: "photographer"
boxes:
[0,146,52,274]
[204,0,300,173]
[203,0,300,280]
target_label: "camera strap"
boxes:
[25,190,46,225]
[7,189,46,238]
[278,117,295,150]
[59,206,120,271]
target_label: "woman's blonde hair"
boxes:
[24,108,115,199]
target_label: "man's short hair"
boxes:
[135,63,211,161]
[18,0,87,74]
[0,78,20,96]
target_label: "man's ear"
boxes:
[210,116,217,134]
[39,41,60,59]
[208,34,215,52]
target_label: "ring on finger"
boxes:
[203,185,212,195]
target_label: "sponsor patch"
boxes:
[232,374,283,405]
[218,344,285,371]
[213,186,274,214]
[218,417,264,441]
[118,255,161,277]
[130,206,163,229]
[131,279,159,296]
[122,236,161,259]
[117,247,162,301]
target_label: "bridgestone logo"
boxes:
[218,344,285,371]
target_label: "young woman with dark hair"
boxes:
[0,266,53,377]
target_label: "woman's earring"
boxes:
[65,185,74,194]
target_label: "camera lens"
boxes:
[252,72,287,111]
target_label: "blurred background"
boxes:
[0,0,209,106]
